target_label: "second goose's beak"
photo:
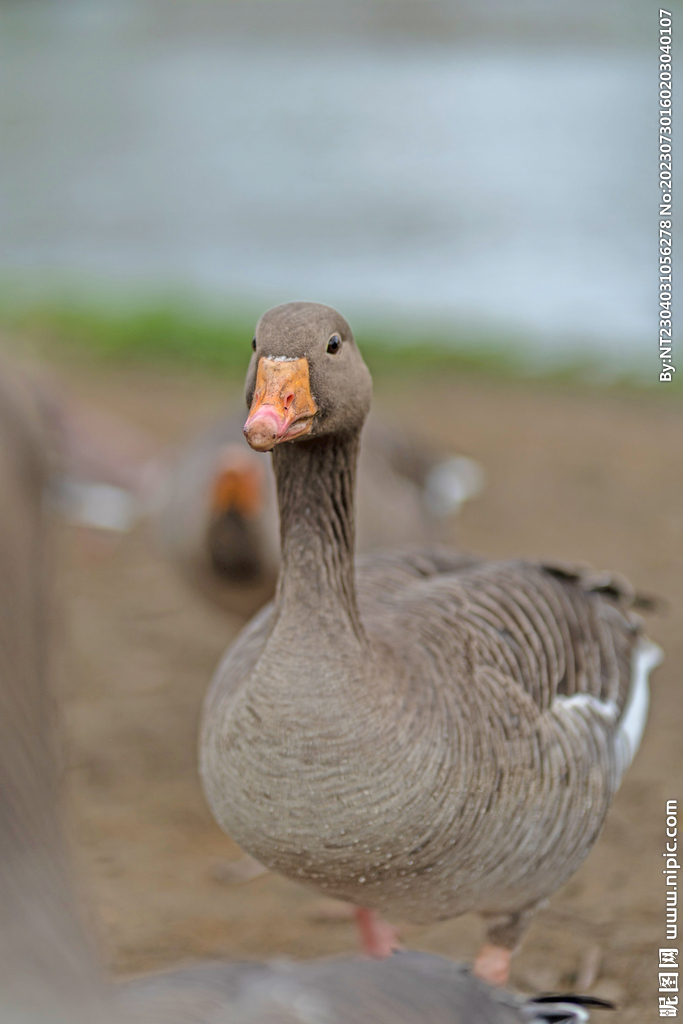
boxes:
[210,448,264,518]
[244,357,317,452]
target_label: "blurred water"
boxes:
[0,1,657,360]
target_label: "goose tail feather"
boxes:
[523,993,615,1022]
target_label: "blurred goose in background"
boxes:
[156,412,484,618]
[0,362,611,1024]
[32,368,483,618]
[200,302,661,987]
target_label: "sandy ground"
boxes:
[51,361,682,1022]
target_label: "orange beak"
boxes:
[210,447,264,518]
[244,357,317,452]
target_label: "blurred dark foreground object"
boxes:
[0,368,608,1024]
[121,957,614,1024]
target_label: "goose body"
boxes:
[203,549,657,927]
[200,302,661,980]
[0,365,612,1024]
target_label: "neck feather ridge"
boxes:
[271,429,365,643]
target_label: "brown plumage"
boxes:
[200,302,661,982]
[0,364,610,1023]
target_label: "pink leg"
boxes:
[354,907,402,959]
[473,943,512,987]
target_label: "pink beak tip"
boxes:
[243,407,284,452]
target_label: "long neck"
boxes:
[271,428,365,645]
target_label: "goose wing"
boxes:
[357,550,660,778]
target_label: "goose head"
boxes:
[243,302,372,452]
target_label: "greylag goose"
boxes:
[157,413,483,618]
[123,957,614,1023]
[200,301,661,987]
[0,368,611,1024]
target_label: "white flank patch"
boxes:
[552,638,663,785]
[615,639,663,774]
[424,456,486,517]
[51,478,139,532]
[554,691,618,719]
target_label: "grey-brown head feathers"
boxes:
[245,302,372,440]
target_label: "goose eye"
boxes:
[251,337,256,351]
[327,334,342,354]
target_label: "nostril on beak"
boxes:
[284,392,295,409]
